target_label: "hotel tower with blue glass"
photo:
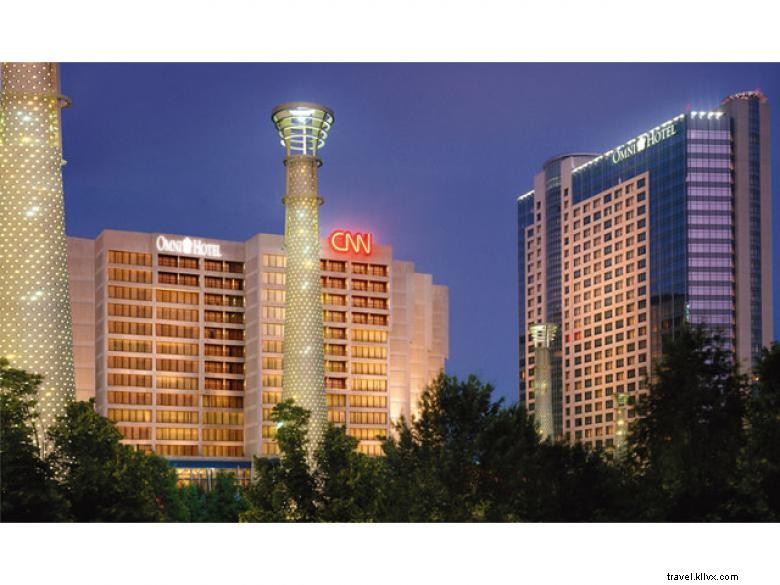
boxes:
[518,91,772,449]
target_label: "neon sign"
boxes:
[328,230,373,256]
[156,235,222,258]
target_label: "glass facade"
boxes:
[544,159,564,438]
[169,459,252,488]
[571,114,736,358]
[748,98,763,366]
[685,116,736,348]
[516,191,534,405]
[519,94,771,446]
[573,116,691,359]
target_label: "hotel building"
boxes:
[68,229,448,485]
[517,91,772,449]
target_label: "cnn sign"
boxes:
[328,230,373,256]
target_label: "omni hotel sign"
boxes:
[611,123,677,164]
[156,234,222,258]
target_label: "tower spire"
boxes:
[271,102,335,451]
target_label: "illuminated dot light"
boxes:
[0,63,75,444]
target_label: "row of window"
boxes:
[108,392,242,408]
[263,254,390,277]
[205,328,244,341]
[205,344,244,358]
[205,293,244,307]
[108,250,244,274]
[347,427,386,441]
[156,256,244,274]
[159,272,199,287]
[352,362,387,375]
[205,310,244,324]
[149,444,244,457]
[108,303,152,319]
[158,255,199,270]
[108,250,152,267]
[260,325,389,342]
[108,356,153,370]
[319,277,388,293]
[109,268,152,284]
[258,374,387,392]
[205,276,244,290]
[204,362,244,374]
[204,260,243,274]
[108,285,152,301]
[158,289,199,305]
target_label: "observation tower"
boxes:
[271,102,335,451]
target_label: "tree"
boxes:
[179,483,209,522]
[241,400,317,522]
[48,399,184,522]
[242,399,386,522]
[735,343,780,520]
[628,326,748,521]
[315,425,385,522]
[381,373,632,522]
[205,472,248,522]
[0,358,69,521]
[381,374,501,521]
[180,473,246,522]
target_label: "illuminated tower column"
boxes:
[529,323,557,441]
[271,102,335,449]
[0,63,75,441]
[613,392,629,456]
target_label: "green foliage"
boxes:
[181,473,248,522]
[381,374,634,522]
[735,343,780,520]
[2,360,250,523]
[241,399,385,522]
[381,374,504,521]
[241,400,317,521]
[0,358,69,521]
[628,326,748,521]
[315,425,385,522]
[48,399,185,522]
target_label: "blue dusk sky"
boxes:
[60,63,780,405]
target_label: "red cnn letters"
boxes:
[328,230,373,255]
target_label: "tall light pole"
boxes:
[271,102,335,451]
[0,63,75,447]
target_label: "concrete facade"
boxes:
[67,229,448,477]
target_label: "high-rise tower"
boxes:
[271,102,335,449]
[518,92,772,450]
[0,63,75,441]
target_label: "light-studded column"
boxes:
[283,155,327,447]
[0,63,75,446]
[271,103,335,452]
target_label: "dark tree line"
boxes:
[1,357,245,522]
[3,326,780,522]
[242,327,780,522]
